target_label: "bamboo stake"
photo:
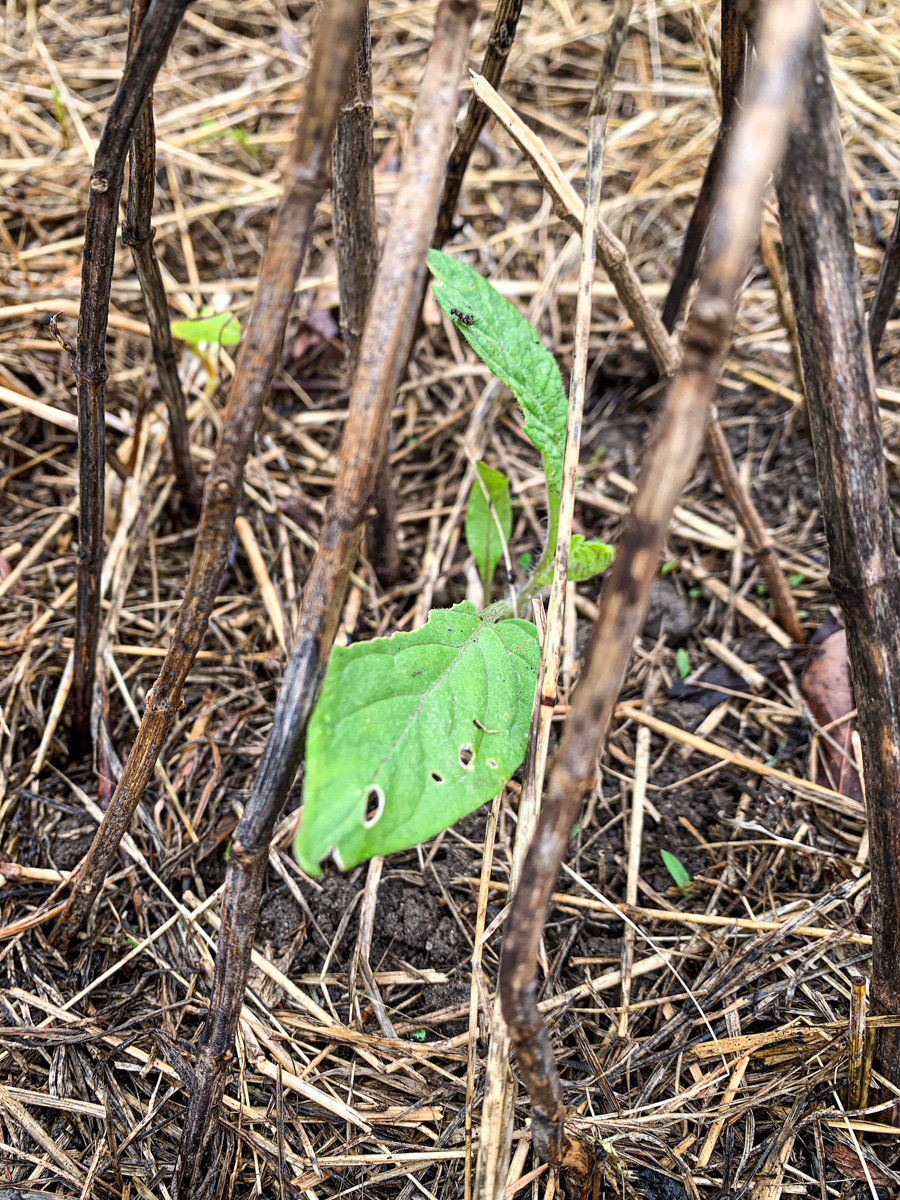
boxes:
[331,4,398,585]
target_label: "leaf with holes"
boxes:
[427,249,567,502]
[295,602,539,875]
[466,462,512,595]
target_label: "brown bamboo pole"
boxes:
[775,14,900,1085]
[69,0,191,759]
[52,0,368,949]
[497,0,815,1180]
[170,3,477,1192]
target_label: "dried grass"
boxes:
[1,1,899,1197]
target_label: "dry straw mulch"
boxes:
[1,1,900,1197]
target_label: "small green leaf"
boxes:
[660,849,691,894]
[427,250,567,501]
[409,1029,427,1042]
[198,121,259,158]
[295,602,540,875]
[786,572,806,588]
[567,536,614,582]
[661,559,678,576]
[465,462,513,595]
[518,551,533,572]
[676,647,691,679]
[688,587,702,598]
[171,310,241,349]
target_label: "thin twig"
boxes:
[775,9,900,1086]
[498,0,815,1175]
[434,0,525,247]
[70,0,191,758]
[122,0,198,510]
[868,201,900,363]
[170,3,477,1191]
[53,0,368,949]
[662,0,745,332]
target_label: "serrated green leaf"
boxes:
[567,536,614,582]
[295,602,539,875]
[465,462,512,595]
[427,250,567,500]
[171,310,241,348]
[660,849,691,894]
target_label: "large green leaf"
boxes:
[427,249,567,501]
[295,602,539,875]
[466,461,513,595]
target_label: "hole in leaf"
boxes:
[363,785,384,827]
[459,743,474,768]
[431,771,444,783]
[487,758,497,769]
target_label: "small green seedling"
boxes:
[660,849,691,895]
[197,119,260,158]
[51,84,70,150]
[676,647,691,679]
[295,252,614,876]
[171,309,241,395]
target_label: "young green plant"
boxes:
[171,308,241,395]
[295,252,613,876]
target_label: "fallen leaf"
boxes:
[800,617,862,801]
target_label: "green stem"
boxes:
[486,467,560,622]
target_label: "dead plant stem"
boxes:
[170,2,477,1190]
[70,0,191,758]
[499,0,815,1174]
[775,11,900,1085]
[122,0,198,510]
[53,0,368,948]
